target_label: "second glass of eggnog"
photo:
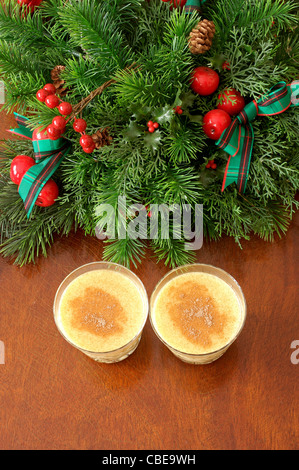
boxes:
[150,264,246,364]
[53,262,149,363]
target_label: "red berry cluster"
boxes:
[206,159,217,170]
[36,83,73,140]
[36,84,95,154]
[147,121,159,133]
[10,155,59,207]
[73,119,95,154]
[173,105,183,115]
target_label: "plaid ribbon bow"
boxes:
[216,81,299,193]
[185,0,206,12]
[8,112,71,218]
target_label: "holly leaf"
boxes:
[130,104,152,121]
[143,130,162,151]
[123,120,144,141]
[179,91,197,109]
[186,112,203,124]
[153,105,174,125]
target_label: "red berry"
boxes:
[217,88,245,116]
[45,94,60,109]
[174,105,183,115]
[43,83,56,95]
[10,155,35,185]
[148,126,155,133]
[203,109,231,140]
[36,89,50,103]
[211,163,217,169]
[222,61,231,71]
[58,101,73,116]
[153,122,159,129]
[73,118,87,133]
[82,143,96,154]
[79,134,94,148]
[46,124,61,140]
[32,127,48,141]
[52,115,66,130]
[190,67,220,96]
[35,179,59,208]
[147,121,154,128]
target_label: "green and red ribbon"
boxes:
[185,0,206,12]
[8,112,70,218]
[216,81,299,193]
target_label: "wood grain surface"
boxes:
[0,111,298,450]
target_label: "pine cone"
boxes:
[50,65,68,97]
[91,128,113,149]
[188,19,216,55]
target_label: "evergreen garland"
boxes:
[0,0,298,267]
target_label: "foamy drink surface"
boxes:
[58,270,147,352]
[152,272,242,355]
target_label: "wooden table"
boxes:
[0,111,298,450]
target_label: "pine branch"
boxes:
[102,237,146,269]
[58,0,135,70]
[209,0,298,44]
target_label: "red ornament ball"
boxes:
[46,124,61,140]
[45,94,60,109]
[79,134,94,148]
[43,83,56,95]
[203,109,231,140]
[217,88,245,116]
[73,118,87,133]
[35,179,59,207]
[52,115,66,131]
[10,155,35,185]
[190,67,220,96]
[36,89,49,103]
[58,101,72,116]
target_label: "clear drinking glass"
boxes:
[53,262,149,363]
[149,264,247,364]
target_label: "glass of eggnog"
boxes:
[150,264,246,364]
[53,262,149,363]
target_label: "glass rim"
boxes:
[149,263,247,358]
[53,261,149,356]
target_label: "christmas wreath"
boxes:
[0,0,298,267]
